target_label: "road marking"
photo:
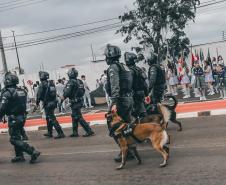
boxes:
[40,143,226,157]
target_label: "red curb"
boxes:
[1,100,226,129]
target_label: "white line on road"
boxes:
[41,143,226,157]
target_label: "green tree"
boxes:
[117,0,200,61]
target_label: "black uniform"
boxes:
[0,73,40,163]
[63,68,94,137]
[148,63,166,110]
[36,76,65,139]
[105,45,135,162]
[106,63,133,123]
[129,65,148,118]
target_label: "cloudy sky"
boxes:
[0,0,226,73]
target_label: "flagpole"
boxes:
[190,44,193,67]
[216,48,219,60]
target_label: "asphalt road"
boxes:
[1,115,226,185]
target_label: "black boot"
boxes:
[11,156,26,163]
[43,133,53,138]
[20,144,40,164]
[83,131,95,137]
[80,119,95,137]
[44,121,53,138]
[70,133,79,137]
[70,119,79,137]
[12,147,25,163]
[54,122,65,139]
[22,135,29,141]
[30,150,41,164]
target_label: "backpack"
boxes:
[2,87,27,115]
[44,80,57,102]
[130,66,148,95]
[115,63,133,94]
[150,64,166,86]
[75,79,85,98]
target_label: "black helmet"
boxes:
[145,52,158,66]
[67,68,78,79]
[104,44,121,65]
[4,72,19,87]
[124,52,137,66]
[39,71,49,81]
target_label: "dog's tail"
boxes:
[157,103,171,129]
[164,95,178,110]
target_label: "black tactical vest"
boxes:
[149,64,166,86]
[117,63,133,95]
[5,87,27,115]
[107,63,133,96]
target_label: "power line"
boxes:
[197,0,226,8]
[5,26,121,50]
[0,0,49,12]
[0,0,30,6]
[3,17,119,39]
[2,0,224,51]
[4,22,121,47]
[4,24,122,50]
[0,0,42,8]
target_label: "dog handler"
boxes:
[104,44,134,162]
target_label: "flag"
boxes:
[207,48,211,62]
[200,49,204,62]
[191,53,197,66]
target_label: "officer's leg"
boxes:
[137,102,147,118]
[9,118,40,163]
[150,89,164,114]
[21,118,28,141]
[132,97,147,119]
[48,108,65,139]
[44,108,53,137]
[8,124,25,163]
[70,108,79,137]
[77,108,95,137]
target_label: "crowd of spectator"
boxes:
[165,55,225,101]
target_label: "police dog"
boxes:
[146,95,182,131]
[106,103,170,170]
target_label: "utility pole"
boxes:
[11,30,22,74]
[0,31,8,73]
[222,31,225,41]
[41,62,44,71]
[91,44,95,62]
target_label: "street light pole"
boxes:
[12,30,22,74]
[0,30,8,73]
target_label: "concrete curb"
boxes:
[1,109,226,133]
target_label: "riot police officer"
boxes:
[124,52,149,119]
[36,71,65,139]
[104,44,134,162]
[63,68,95,137]
[146,53,166,113]
[0,72,40,163]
